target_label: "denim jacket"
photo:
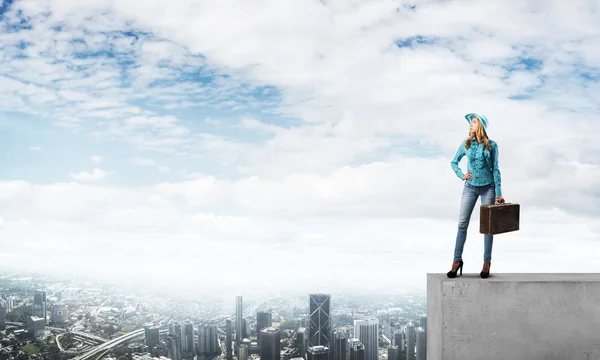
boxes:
[450,139,502,196]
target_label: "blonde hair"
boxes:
[465,119,490,150]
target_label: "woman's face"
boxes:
[469,117,480,134]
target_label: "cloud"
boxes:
[1,0,600,292]
[1,178,599,293]
[29,146,42,151]
[90,155,102,163]
[130,157,170,173]
[69,168,107,182]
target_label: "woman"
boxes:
[447,113,504,279]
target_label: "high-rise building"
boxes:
[7,297,15,312]
[239,344,249,360]
[169,323,183,343]
[32,291,47,323]
[349,338,365,360]
[405,324,416,360]
[333,331,350,360]
[0,299,6,330]
[415,327,426,360]
[27,316,45,338]
[388,345,398,360]
[145,325,160,351]
[236,295,243,346]
[51,303,68,324]
[394,333,404,350]
[260,327,281,360]
[226,318,233,359]
[168,323,183,360]
[242,318,248,339]
[307,345,330,360]
[183,322,194,354]
[199,325,219,355]
[169,322,182,337]
[257,311,272,341]
[353,319,379,360]
[419,317,426,331]
[309,294,331,347]
[295,327,308,359]
[167,333,183,360]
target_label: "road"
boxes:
[244,297,270,317]
[74,328,169,360]
[56,332,105,355]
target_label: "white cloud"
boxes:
[90,155,102,163]
[130,157,170,173]
[1,178,599,293]
[29,146,42,151]
[69,168,107,182]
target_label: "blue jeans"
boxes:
[453,182,496,262]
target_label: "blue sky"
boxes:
[1,0,600,294]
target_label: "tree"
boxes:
[7,306,33,322]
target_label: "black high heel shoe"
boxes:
[447,260,463,278]
[480,261,491,279]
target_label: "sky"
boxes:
[1,0,600,296]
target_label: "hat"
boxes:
[465,113,489,135]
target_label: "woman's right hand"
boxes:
[463,172,472,180]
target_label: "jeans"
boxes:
[453,182,496,262]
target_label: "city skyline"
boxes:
[0,273,428,359]
[2,0,600,293]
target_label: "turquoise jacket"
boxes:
[451,139,502,196]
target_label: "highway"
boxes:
[74,328,168,360]
[6,321,67,333]
[56,332,105,355]
[244,297,270,317]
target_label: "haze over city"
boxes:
[1,0,600,297]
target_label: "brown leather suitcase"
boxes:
[480,203,520,235]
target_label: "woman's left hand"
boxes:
[496,196,505,204]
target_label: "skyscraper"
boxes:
[349,339,365,360]
[257,311,272,341]
[242,318,248,339]
[183,322,194,354]
[236,295,243,346]
[353,319,379,360]
[32,290,46,323]
[226,318,233,359]
[415,327,426,360]
[51,303,68,324]
[27,316,45,338]
[333,331,350,360]
[169,323,183,346]
[199,325,219,355]
[145,325,160,351]
[239,344,249,360]
[388,345,398,360]
[260,327,282,360]
[309,294,331,347]
[295,327,308,359]
[167,333,183,360]
[0,299,6,330]
[405,323,416,360]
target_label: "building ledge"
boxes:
[427,273,600,360]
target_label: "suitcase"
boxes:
[480,203,520,235]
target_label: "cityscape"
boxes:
[0,272,427,360]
